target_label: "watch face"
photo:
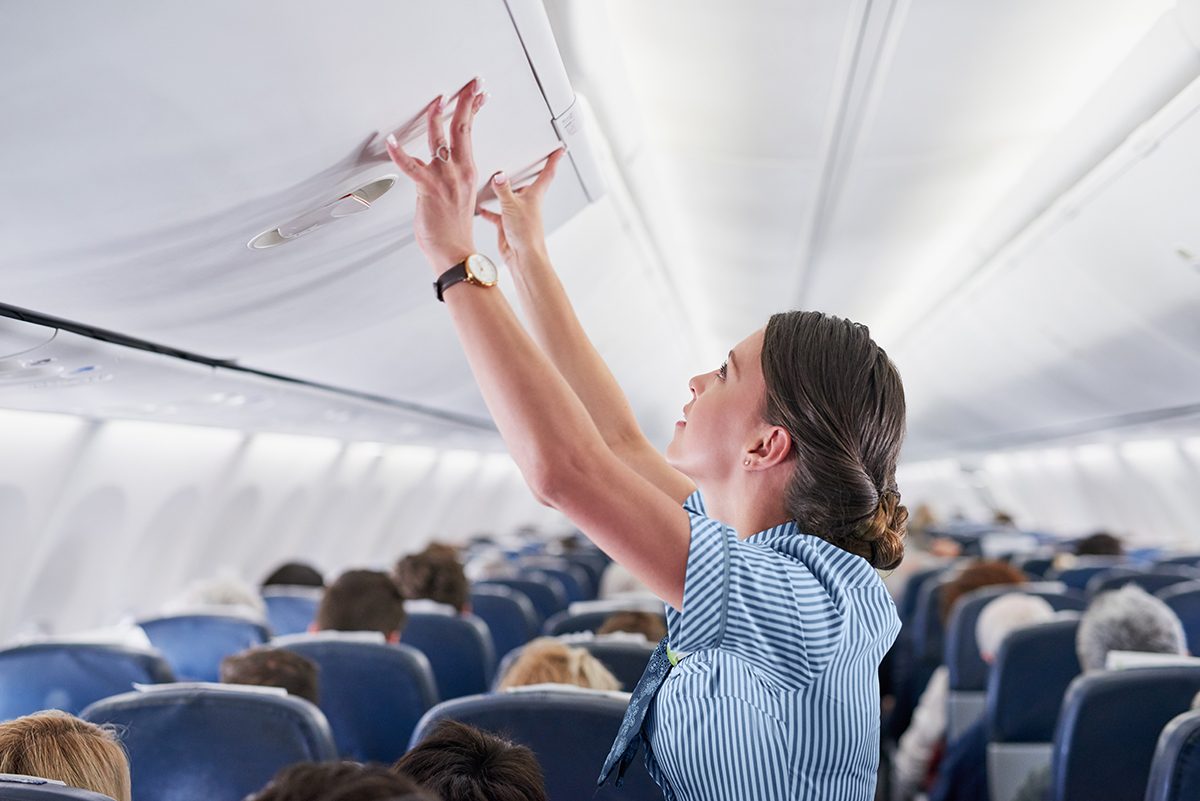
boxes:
[465,254,498,285]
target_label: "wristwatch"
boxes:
[434,254,498,301]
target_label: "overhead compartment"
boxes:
[0,0,604,431]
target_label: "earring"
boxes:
[743,458,751,466]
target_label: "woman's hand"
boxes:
[386,80,487,273]
[477,148,565,268]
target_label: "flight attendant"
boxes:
[385,80,906,800]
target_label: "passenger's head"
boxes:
[394,545,470,612]
[1074,532,1123,557]
[395,719,547,801]
[939,560,1027,625]
[667,313,907,569]
[975,593,1055,663]
[220,646,320,705]
[1077,584,1188,671]
[248,761,436,801]
[596,611,667,642]
[314,569,407,642]
[0,711,131,801]
[262,562,325,589]
[169,573,266,616]
[497,638,622,692]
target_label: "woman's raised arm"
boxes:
[385,81,690,609]
[477,153,695,505]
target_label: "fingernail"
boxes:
[386,133,398,148]
[493,172,508,185]
[473,76,486,93]
[435,95,445,113]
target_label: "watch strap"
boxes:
[434,261,469,302]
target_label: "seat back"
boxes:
[0,776,116,801]
[1087,568,1200,597]
[945,585,1083,739]
[559,551,608,592]
[1016,556,1055,580]
[986,619,1081,801]
[138,614,269,682]
[1156,555,1200,569]
[469,587,539,668]
[80,685,336,801]
[400,612,494,701]
[261,589,321,636]
[520,558,595,603]
[474,579,567,624]
[1157,581,1200,657]
[411,690,661,801]
[276,634,437,762]
[1145,709,1200,801]
[1051,667,1200,801]
[543,608,667,637]
[0,643,174,721]
[1048,559,1127,591]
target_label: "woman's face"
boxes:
[666,328,769,481]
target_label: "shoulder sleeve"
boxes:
[667,495,845,690]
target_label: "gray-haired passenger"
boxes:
[1076,584,1188,671]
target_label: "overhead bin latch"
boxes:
[248,176,396,250]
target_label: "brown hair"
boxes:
[249,761,437,801]
[394,544,470,612]
[938,560,1027,625]
[496,638,622,692]
[315,570,407,639]
[0,711,131,801]
[262,562,325,589]
[1075,532,1123,557]
[220,647,320,705]
[394,719,547,801]
[596,611,667,642]
[761,311,908,569]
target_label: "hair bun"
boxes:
[864,490,907,570]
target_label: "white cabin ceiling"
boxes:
[2,0,1199,460]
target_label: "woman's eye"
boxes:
[717,361,728,379]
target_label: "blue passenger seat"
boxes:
[1086,567,1200,597]
[944,584,1084,740]
[411,689,660,801]
[519,558,595,602]
[1157,581,1200,656]
[0,775,116,801]
[400,612,494,701]
[80,684,336,801]
[469,587,539,669]
[1047,559,1127,591]
[1050,666,1200,801]
[474,578,567,625]
[261,588,322,636]
[0,643,174,721]
[986,618,1081,801]
[1145,709,1200,801]
[274,632,438,762]
[138,614,269,682]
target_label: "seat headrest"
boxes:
[987,618,1081,742]
[0,774,115,801]
[1146,709,1200,801]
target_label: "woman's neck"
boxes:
[699,473,791,541]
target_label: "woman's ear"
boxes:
[748,425,792,468]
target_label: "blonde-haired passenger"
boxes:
[497,638,622,692]
[0,710,131,801]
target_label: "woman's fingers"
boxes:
[449,79,483,167]
[530,147,566,196]
[476,207,503,226]
[425,95,447,164]
[491,171,518,209]
[385,136,431,189]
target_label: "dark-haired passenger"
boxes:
[1074,531,1123,557]
[248,761,437,801]
[394,544,470,613]
[262,561,326,589]
[385,80,908,799]
[220,646,320,705]
[395,719,547,801]
[312,569,407,642]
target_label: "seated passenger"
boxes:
[311,570,407,643]
[497,637,622,692]
[596,611,667,642]
[0,711,131,801]
[164,572,266,617]
[1008,584,1189,801]
[394,719,547,801]
[220,646,320,705]
[394,544,470,613]
[248,761,436,801]
[1073,531,1123,557]
[262,562,326,589]
[894,594,1053,801]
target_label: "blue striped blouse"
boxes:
[643,491,900,800]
